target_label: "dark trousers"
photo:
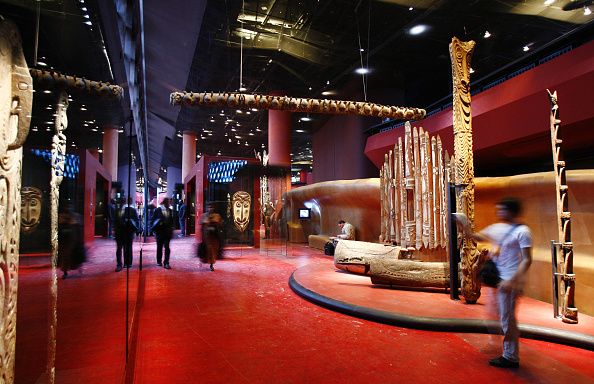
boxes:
[179,219,186,236]
[156,236,171,265]
[116,234,134,267]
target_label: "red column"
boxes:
[299,170,307,183]
[268,91,292,200]
[268,91,291,168]
[102,124,119,181]
[182,130,197,183]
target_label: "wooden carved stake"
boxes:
[450,37,481,303]
[47,92,68,384]
[547,89,578,324]
[0,18,33,383]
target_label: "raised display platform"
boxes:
[289,261,594,351]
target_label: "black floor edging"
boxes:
[289,272,594,352]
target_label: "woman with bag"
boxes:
[453,197,533,369]
[200,203,223,271]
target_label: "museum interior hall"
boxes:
[1,0,594,383]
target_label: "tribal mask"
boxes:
[232,191,251,232]
[21,187,43,234]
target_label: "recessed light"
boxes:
[355,67,370,74]
[484,31,491,38]
[409,25,428,35]
[523,45,530,52]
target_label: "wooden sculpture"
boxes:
[0,18,33,383]
[232,191,251,232]
[171,91,426,121]
[380,122,451,259]
[450,37,482,303]
[373,122,453,289]
[29,68,123,100]
[547,90,578,324]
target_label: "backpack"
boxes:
[324,242,335,256]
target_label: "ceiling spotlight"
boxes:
[85,21,92,26]
[300,115,312,122]
[585,7,592,15]
[409,25,428,35]
[176,132,182,138]
[321,91,332,96]
[409,7,414,11]
[359,48,364,52]
[523,45,530,51]
[484,31,491,38]
[355,67,370,74]
[469,68,475,74]
[239,87,247,92]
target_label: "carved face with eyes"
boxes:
[21,187,43,234]
[232,191,251,232]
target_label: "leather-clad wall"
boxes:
[287,171,594,316]
[285,179,381,243]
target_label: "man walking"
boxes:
[150,197,175,269]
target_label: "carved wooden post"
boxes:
[547,89,578,324]
[47,92,68,383]
[450,37,481,303]
[0,19,33,383]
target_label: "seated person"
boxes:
[334,220,355,241]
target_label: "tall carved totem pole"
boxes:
[0,19,33,383]
[450,37,481,303]
[547,90,578,324]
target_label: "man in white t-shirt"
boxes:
[336,220,355,241]
[454,197,533,368]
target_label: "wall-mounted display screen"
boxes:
[298,208,311,219]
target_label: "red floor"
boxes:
[15,235,594,384]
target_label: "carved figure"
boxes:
[0,18,33,383]
[171,91,426,121]
[334,240,403,274]
[21,186,43,234]
[450,37,481,303]
[547,89,577,324]
[232,191,251,232]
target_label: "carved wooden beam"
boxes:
[450,37,481,303]
[170,91,426,121]
[29,68,123,100]
[547,89,578,324]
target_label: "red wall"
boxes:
[364,40,594,173]
[77,149,112,248]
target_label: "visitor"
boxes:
[200,203,223,271]
[337,220,355,241]
[453,196,533,368]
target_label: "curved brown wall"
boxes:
[288,171,594,316]
[285,179,381,243]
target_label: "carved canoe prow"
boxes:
[334,240,403,275]
[369,258,450,288]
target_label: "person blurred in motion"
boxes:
[200,203,223,271]
[58,202,86,279]
[454,196,533,368]
[114,197,139,271]
[150,197,175,269]
[178,200,187,237]
[107,198,116,238]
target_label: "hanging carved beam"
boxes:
[547,89,578,324]
[170,91,426,121]
[450,37,482,304]
[29,68,123,100]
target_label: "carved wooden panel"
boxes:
[380,122,451,259]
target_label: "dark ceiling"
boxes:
[2,0,593,188]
